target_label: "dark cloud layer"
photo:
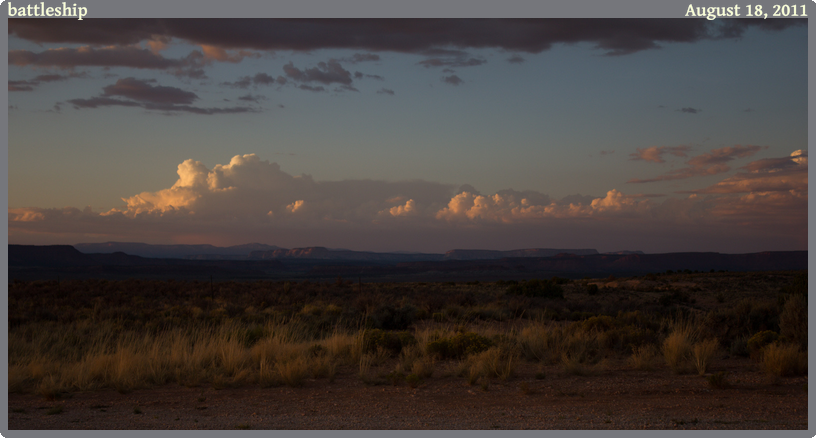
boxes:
[442,75,463,86]
[102,78,198,104]
[222,72,287,89]
[68,77,257,115]
[9,19,805,57]
[283,60,353,85]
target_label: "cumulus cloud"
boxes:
[8,153,806,251]
[376,88,395,95]
[628,145,764,183]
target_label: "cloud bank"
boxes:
[9,152,806,252]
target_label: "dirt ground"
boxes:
[8,358,807,430]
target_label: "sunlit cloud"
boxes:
[628,145,764,183]
[8,153,806,251]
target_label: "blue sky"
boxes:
[7,19,808,253]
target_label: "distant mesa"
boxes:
[73,242,602,262]
[9,243,807,282]
[74,242,283,259]
[442,248,599,260]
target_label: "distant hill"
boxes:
[9,245,94,267]
[443,248,599,260]
[10,244,806,283]
[74,242,283,259]
[249,247,445,262]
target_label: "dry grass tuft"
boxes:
[661,318,700,374]
[628,345,659,371]
[762,343,807,377]
[692,339,719,376]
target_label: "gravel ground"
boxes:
[8,359,807,430]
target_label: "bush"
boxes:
[367,304,418,330]
[747,330,778,359]
[426,332,493,359]
[779,272,807,302]
[506,279,563,299]
[729,337,749,358]
[586,284,599,295]
[779,294,807,350]
[364,329,417,356]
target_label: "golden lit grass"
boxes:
[457,347,517,383]
[9,319,354,394]
[762,343,807,377]
[661,316,701,374]
[692,339,719,376]
[628,344,659,370]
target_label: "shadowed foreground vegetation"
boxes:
[8,271,807,396]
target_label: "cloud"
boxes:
[10,19,805,57]
[442,75,463,86]
[101,78,198,104]
[628,145,764,183]
[9,72,88,91]
[345,53,380,63]
[283,60,353,86]
[198,44,261,63]
[599,150,615,156]
[8,81,35,92]
[298,84,326,92]
[419,57,486,68]
[507,55,525,63]
[66,97,143,109]
[629,145,692,163]
[9,153,805,252]
[354,71,384,80]
[376,88,395,95]
[237,94,265,102]
[67,78,257,115]
[222,72,287,89]
[683,150,808,194]
[9,46,188,70]
[678,107,701,114]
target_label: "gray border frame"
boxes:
[3,1,811,437]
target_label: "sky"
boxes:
[7,18,808,253]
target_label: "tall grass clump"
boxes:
[661,317,700,374]
[692,339,719,375]
[779,294,807,350]
[762,343,807,377]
